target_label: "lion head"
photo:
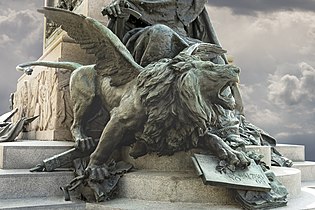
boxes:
[136,45,241,155]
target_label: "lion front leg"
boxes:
[203,133,250,168]
[86,96,145,181]
[70,67,97,151]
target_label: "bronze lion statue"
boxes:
[17,8,250,182]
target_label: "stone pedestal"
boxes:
[13,0,111,140]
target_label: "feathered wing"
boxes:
[38,7,143,86]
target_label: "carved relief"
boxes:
[13,68,73,135]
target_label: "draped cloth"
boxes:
[108,0,228,66]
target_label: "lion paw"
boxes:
[85,164,110,182]
[222,148,251,168]
[75,137,97,152]
[205,133,251,169]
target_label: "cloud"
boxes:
[205,6,315,142]
[0,1,43,113]
[207,0,315,15]
[268,63,315,106]
[0,34,12,45]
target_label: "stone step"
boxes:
[275,144,305,162]
[87,181,315,210]
[277,181,315,210]
[0,169,74,199]
[292,161,315,181]
[0,168,301,209]
[1,181,313,210]
[118,167,301,204]
[0,140,73,169]
[119,170,236,205]
[0,197,85,210]
[86,198,241,210]
[270,166,301,198]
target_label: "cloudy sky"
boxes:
[0,1,315,159]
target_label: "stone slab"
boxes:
[275,144,305,162]
[0,197,85,210]
[0,169,74,199]
[271,166,301,198]
[193,154,271,192]
[292,161,315,181]
[119,170,237,204]
[87,198,241,210]
[86,183,315,210]
[0,140,73,169]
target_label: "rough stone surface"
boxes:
[0,169,74,199]
[292,161,315,181]
[87,183,315,210]
[87,198,241,210]
[0,197,85,210]
[0,140,73,169]
[275,144,305,162]
[271,166,301,198]
[119,170,236,204]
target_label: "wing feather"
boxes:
[38,7,143,86]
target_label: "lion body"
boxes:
[69,54,240,159]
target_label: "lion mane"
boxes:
[136,55,217,155]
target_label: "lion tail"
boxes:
[16,61,82,75]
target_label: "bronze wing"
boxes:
[38,7,143,86]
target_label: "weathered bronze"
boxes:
[193,154,271,192]
[17,1,292,208]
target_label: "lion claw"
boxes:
[85,164,110,182]
[75,137,97,152]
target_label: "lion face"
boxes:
[194,61,240,110]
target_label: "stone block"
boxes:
[86,191,315,210]
[0,169,74,199]
[271,166,301,198]
[86,198,240,210]
[292,161,315,181]
[119,170,237,204]
[275,144,305,162]
[118,168,301,204]
[0,140,73,169]
[0,197,85,210]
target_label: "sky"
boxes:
[0,1,314,159]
